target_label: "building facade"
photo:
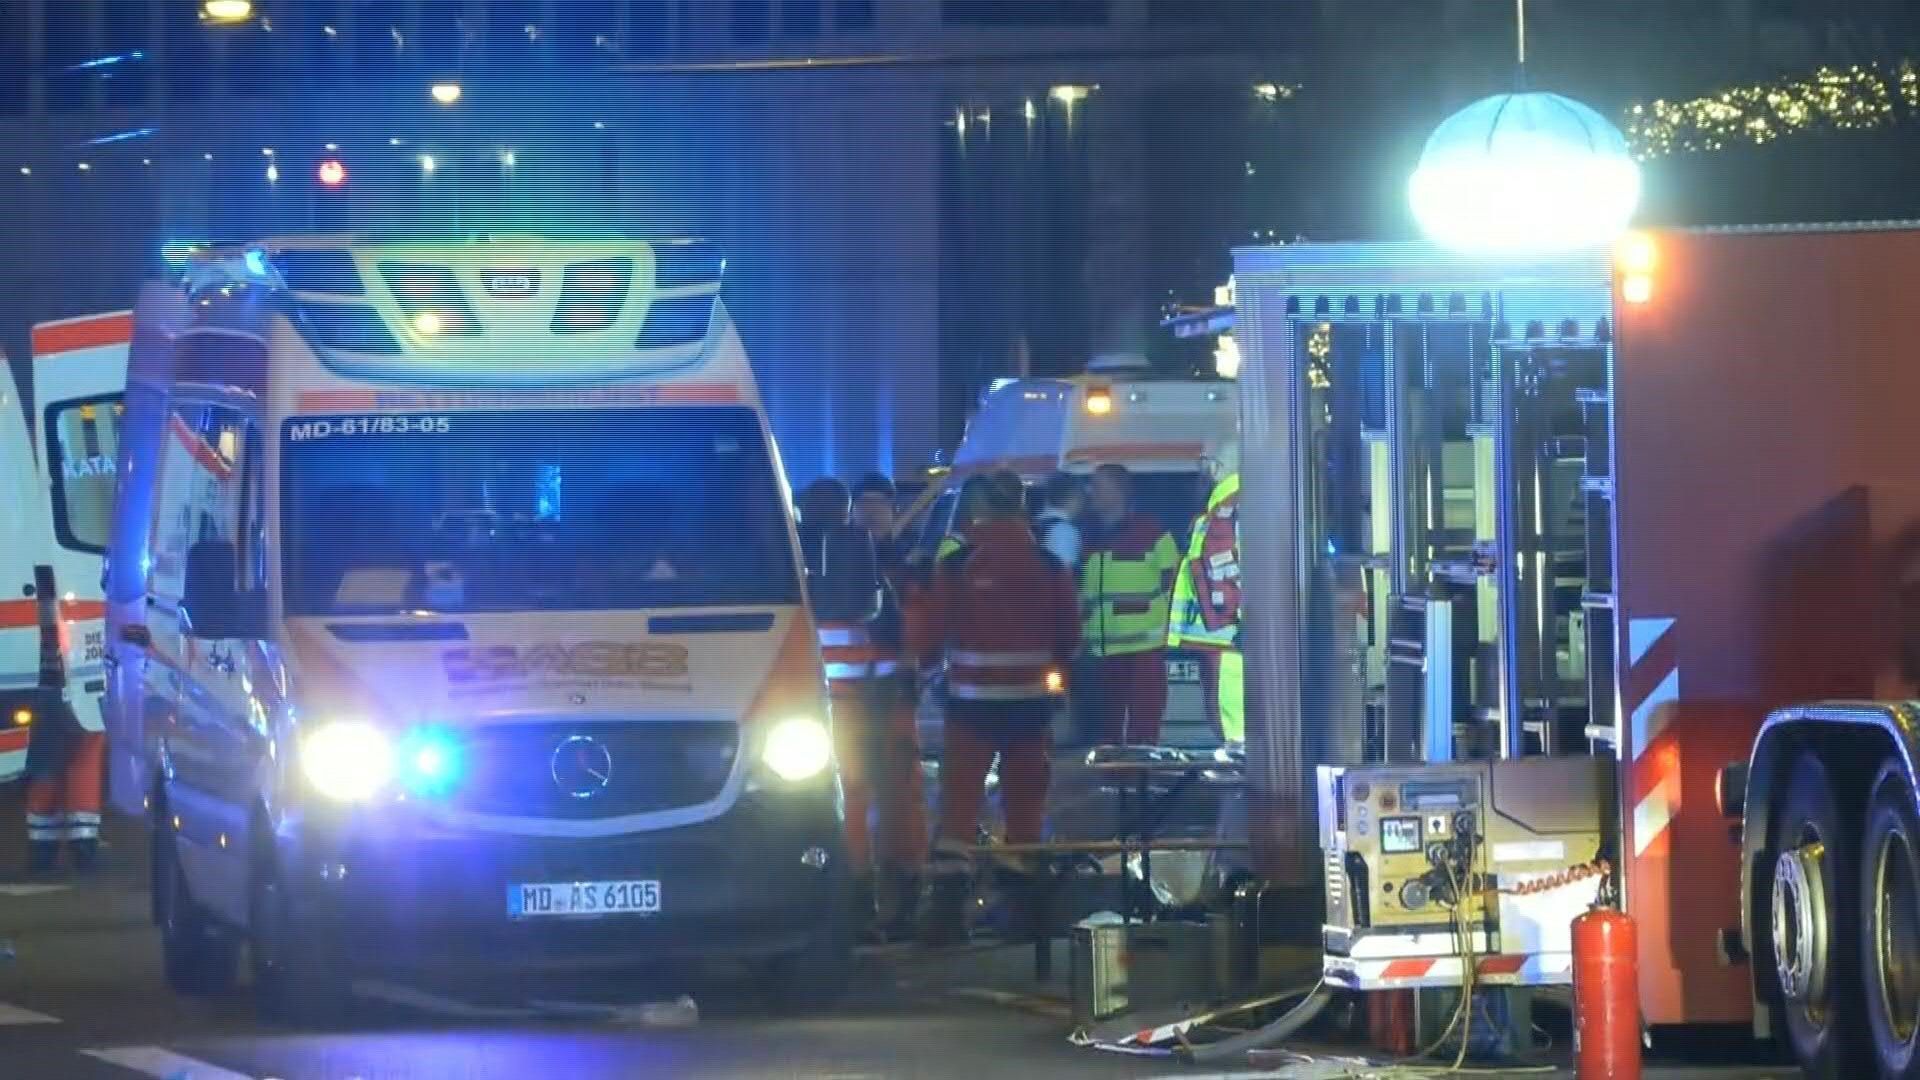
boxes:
[4,0,1915,470]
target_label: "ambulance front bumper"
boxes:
[273,790,845,974]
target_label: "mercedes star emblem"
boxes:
[551,735,614,799]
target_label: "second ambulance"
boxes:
[106,236,853,1021]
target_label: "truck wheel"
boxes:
[1860,762,1920,1080]
[1770,754,1867,1078]
[761,915,854,1010]
[154,828,239,996]
[248,859,352,1028]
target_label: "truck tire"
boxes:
[248,855,352,1028]
[153,828,239,996]
[1860,761,1920,1080]
[1770,754,1867,1078]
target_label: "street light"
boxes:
[200,0,253,25]
[1408,91,1640,253]
[430,81,462,105]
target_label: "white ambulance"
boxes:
[1,357,44,780]
[106,236,858,1022]
[901,357,1238,750]
[0,314,131,783]
[31,313,132,738]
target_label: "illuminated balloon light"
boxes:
[1409,92,1642,254]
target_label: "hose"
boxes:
[1176,982,1335,1064]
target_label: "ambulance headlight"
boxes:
[762,716,832,783]
[300,720,395,802]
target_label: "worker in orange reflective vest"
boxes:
[21,566,103,876]
[798,478,925,938]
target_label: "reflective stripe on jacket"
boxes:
[817,620,899,686]
[1081,512,1180,657]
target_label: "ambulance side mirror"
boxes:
[811,525,883,624]
[182,540,266,640]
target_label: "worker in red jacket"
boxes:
[907,478,1080,945]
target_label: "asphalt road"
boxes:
[0,794,1189,1080]
[0,790,1794,1080]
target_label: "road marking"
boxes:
[0,884,71,897]
[0,1002,59,1025]
[81,1047,257,1079]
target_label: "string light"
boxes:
[1627,60,1920,159]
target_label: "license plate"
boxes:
[1167,659,1202,684]
[508,880,662,919]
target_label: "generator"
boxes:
[1317,756,1615,991]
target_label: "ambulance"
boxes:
[902,357,1238,750]
[107,235,856,1022]
[0,313,131,783]
[1,357,45,781]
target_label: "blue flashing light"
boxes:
[242,248,271,280]
[398,728,463,797]
[67,50,146,73]
[80,126,159,147]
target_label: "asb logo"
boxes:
[482,270,539,298]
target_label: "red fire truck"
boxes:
[1231,224,1920,1076]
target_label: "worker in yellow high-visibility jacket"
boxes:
[1168,448,1242,748]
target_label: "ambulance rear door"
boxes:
[32,312,134,754]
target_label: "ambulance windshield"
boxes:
[280,406,801,615]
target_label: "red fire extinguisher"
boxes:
[1572,903,1641,1080]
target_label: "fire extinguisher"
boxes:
[1572,903,1640,1080]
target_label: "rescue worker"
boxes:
[847,472,930,937]
[1168,448,1244,749]
[852,473,905,570]
[1080,463,1181,746]
[932,474,1003,564]
[1035,472,1086,571]
[795,479,923,935]
[907,477,1080,945]
[22,573,103,876]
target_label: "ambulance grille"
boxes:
[653,240,724,289]
[551,257,634,334]
[452,721,739,821]
[275,250,365,295]
[636,295,715,349]
[379,262,482,336]
[300,304,401,354]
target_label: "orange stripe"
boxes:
[1379,959,1435,979]
[1064,441,1208,464]
[0,598,106,630]
[295,390,380,411]
[33,312,134,357]
[1476,955,1528,976]
[0,728,27,754]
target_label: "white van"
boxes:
[107,236,860,1022]
[902,360,1238,750]
[30,312,132,738]
[1,355,45,781]
[1,314,131,783]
